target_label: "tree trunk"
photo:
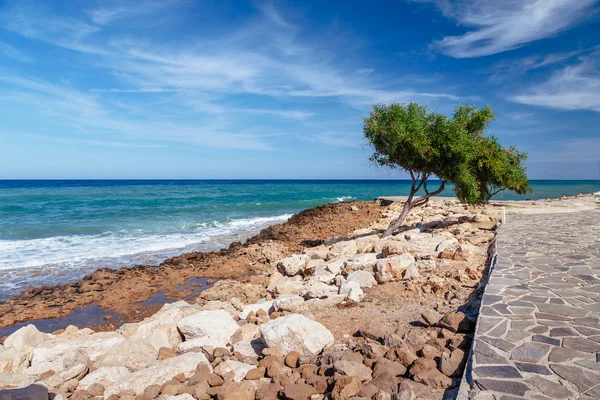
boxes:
[382,198,412,237]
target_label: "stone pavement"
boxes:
[468,209,600,399]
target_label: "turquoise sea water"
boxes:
[0,179,598,300]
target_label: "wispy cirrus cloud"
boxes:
[87,0,183,25]
[426,0,598,58]
[511,54,600,112]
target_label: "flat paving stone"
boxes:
[510,342,550,363]
[467,209,600,399]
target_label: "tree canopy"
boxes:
[363,102,530,236]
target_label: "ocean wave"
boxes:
[0,213,292,271]
[335,196,356,202]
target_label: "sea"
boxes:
[0,179,598,301]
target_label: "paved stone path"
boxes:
[469,209,600,399]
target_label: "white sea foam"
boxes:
[0,213,292,271]
[335,196,356,202]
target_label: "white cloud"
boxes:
[87,0,182,25]
[0,41,33,62]
[428,0,598,58]
[511,55,600,112]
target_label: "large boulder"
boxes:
[0,373,38,390]
[119,301,200,351]
[104,352,211,397]
[43,362,88,389]
[93,339,158,371]
[346,271,377,288]
[177,310,240,349]
[343,254,379,273]
[3,326,49,352]
[259,314,334,356]
[0,349,31,373]
[78,366,131,391]
[328,240,358,258]
[27,332,123,375]
[276,254,309,276]
[301,282,338,299]
[273,294,305,312]
[374,254,415,283]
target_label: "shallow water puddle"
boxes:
[0,277,216,339]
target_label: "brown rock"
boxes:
[256,383,280,400]
[439,348,466,378]
[143,385,161,399]
[216,381,255,400]
[420,310,441,327]
[420,344,439,359]
[245,366,266,380]
[369,371,400,395]
[213,347,231,358]
[285,351,301,368]
[87,383,105,397]
[173,373,186,383]
[299,364,317,379]
[373,357,407,378]
[331,376,362,400]
[189,364,212,385]
[281,383,317,400]
[359,324,388,342]
[394,346,418,367]
[207,373,225,387]
[158,347,177,360]
[409,358,437,376]
[194,381,211,400]
[362,342,388,359]
[437,312,471,333]
[306,375,328,394]
[270,312,281,319]
[161,382,182,396]
[334,359,372,382]
[359,384,379,399]
[412,368,453,389]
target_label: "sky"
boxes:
[0,0,599,179]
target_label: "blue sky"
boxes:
[0,0,599,179]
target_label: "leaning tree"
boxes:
[363,102,530,237]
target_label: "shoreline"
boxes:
[0,193,595,338]
[0,200,385,336]
[0,193,596,399]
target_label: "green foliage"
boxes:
[363,102,531,211]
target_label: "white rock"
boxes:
[94,338,157,371]
[120,301,200,351]
[201,301,237,316]
[0,349,31,373]
[403,264,420,280]
[311,264,336,284]
[214,360,254,383]
[276,254,309,276]
[346,270,377,288]
[303,246,329,260]
[0,373,38,389]
[374,253,415,283]
[436,238,458,252]
[78,366,132,391]
[165,395,195,400]
[328,240,358,258]
[301,282,338,299]
[325,259,346,275]
[3,325,48,352]
[259,314,334,356]
[28,333,123,375]
[44,362,88,389]
[232,338,265,358]
[343,254,379,273]
[232,324,260,343]
[239,301,274,320]
[104,352,211,397]
[177,310,240,348]
[354,235,381,253]
[335,275,345,287]
[346,286,364,303]
[339,280,362,296]
[272,279,305,296]
[273,294,305,312]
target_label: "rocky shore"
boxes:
[0,198,503,400]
